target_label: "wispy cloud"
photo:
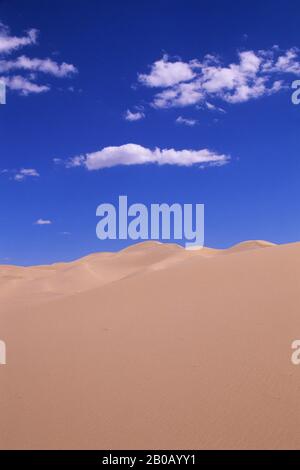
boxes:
[205,102,226,113]
[1,167,40,180]
[0,22,38,54]
[0,21,77,95]
[34,218,52,225]
[176,116,198,126]
[63,143,230,170]
[14,168,40,181]
[136,48,300,109]
[3,75,49,95]
[124,109,145,121]
[0,55,77,77]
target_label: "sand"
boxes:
[0,240,300,450]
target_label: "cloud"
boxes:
[0,23,38,54]
[138,54,196,87]
[34,219,52,225]
[176,116,198,126]
[124,109,145,121]
[65,155,85,168]
[3,75,49,95]
[65,143,230,170]
[1,167,40,181]
[153,80,204,108]
[205,102,226,113]
[0,22,77,95]
[136,47,300,109]
[14,168,40,181]
[0,55,77,77]
[262,47,300,75]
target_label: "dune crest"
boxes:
[226,240,277,253]
[0,240,277,305]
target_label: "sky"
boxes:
[0,0,300,265]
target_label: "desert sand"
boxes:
[0,240,300,450]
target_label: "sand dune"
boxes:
[1,240,300,449]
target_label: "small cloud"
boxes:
[54,155,84,168]
[0,23,38,55]
[206,102,226,113]
[0,55,77,77]
[60,231,71,235]
[66,155,85,168]
[3,75,50,95]
[176,116,198,126]
[34,218,52,225]
[14,168,40,181]
[124,109,145,121]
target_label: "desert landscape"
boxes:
[0,240,300,450]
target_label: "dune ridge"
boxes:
[0,240,276,306]
[1,240,300,450]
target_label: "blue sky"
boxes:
[0,0,300,265]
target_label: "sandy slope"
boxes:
[1,241,300,450]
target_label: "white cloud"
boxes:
[34,219,52,225]
[0,23,38,54]
[153,80,204,108]
[65,143,229,170]
[0,167,41,181]
[138,54,196,87]
[124,109,145,121]
[66,155,85,168]
[0,22,77,95]
[0,55,77,77]
[137,47,300,109]
[14,168,40,181]
[262,47,300,74]
[206,102,226,113]
[176,116,198,126]
[4,75,49,95]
